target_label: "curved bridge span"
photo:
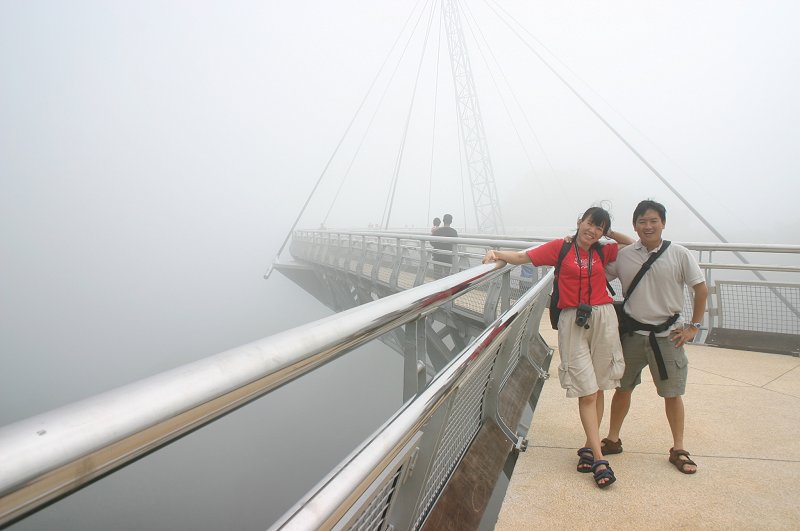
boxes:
[1,230,798,529]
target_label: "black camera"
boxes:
[575,303,592,328]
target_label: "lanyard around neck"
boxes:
[573,240,593,305]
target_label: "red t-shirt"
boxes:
[526,239,618,308]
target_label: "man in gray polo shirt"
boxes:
[602,200,708,474]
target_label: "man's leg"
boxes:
[606,388,632,442]
[665,395,696,473]
[604,333,646,445]
[651,335,696,473]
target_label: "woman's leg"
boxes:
[578,392,612,485]
[596,389,605,427]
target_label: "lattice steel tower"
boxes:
[442,0,504,234]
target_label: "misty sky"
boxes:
[1,0,798,432]
[1,0,798,448]
[2,1,798,257]
[1,1,799,527]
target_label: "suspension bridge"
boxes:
[2,1,799,529]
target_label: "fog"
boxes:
[1,1,799,529]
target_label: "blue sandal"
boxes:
[591,459,616,488]
[576,447,594,473]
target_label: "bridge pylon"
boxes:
[442,0,505,234]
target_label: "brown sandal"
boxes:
[601,437,623,454]
[669,448,697,474]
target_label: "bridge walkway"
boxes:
[496,317,800,530]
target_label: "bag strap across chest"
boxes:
[622,240,672,304]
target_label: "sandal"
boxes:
[669,448,697,474]
[591,459,616,488]
[601,437,623,454]
[576,447,594,473]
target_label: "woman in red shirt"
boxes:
[483,206,632,488]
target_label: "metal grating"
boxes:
[717,281,800,334]
[503,308,530,382]
[411,349,497,530]
[453,288,487,315]
[345,468,402,531]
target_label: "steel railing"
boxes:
[269,267,553,530]
[288,230,800,339]
[0,261,526,528]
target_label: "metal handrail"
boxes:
[270,269,554,530]
[0,263,508,527]
[301,230,800,254]
[289,228,800,342]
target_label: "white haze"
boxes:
[1,1,798,529]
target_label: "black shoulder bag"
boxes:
[615,241,679,380]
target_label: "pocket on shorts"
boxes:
[610,351,625,380]
[674,350,689,369]
[558,364,574,392]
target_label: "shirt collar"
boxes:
[634,239,665,254]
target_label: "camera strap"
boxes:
[573,240,594,306]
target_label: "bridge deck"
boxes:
[495,320,800,529]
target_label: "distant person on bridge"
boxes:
[482,206,633,488]
[602,200,707,475]
[431,214,458,278]
[431,217,441,234]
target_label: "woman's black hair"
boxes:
[579,206,611,235]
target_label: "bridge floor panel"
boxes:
[495,318,800,529]
[422,350,540,530]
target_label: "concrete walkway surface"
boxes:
[494,324,800,530]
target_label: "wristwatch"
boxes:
[690,322,702,329]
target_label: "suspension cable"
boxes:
[461,1,557,200]
[426,12,444,226]
[382,0,437,229]
[323,2,430,228]
[484,0,796,316]
[482,0,724,243]
[264,0,425,278]
[457,104,468,231]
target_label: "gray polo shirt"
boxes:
[605,240,704,334]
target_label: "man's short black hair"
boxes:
[443,213,453,225]
[633,200,667,224]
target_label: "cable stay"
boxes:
[460,1,557,204]
[323,2,433,229]
[264,0,426,278]
[267,1,793,316]
[426,12,445,225]
[483,0,797,317]
[382,0,438,229]
[481,0,732,244]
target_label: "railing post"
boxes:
[370,239,382,283]
[390,237,402,290]
[500,269,511,313]
[403,317,428,401]
[414,240,428,286]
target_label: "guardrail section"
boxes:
[270,268,553,530]
[288,231,800,355]
[0,261,546,529]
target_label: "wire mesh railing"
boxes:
[288,230,800,346]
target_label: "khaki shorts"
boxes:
[557,304,625,398]
[619,332,688,397]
